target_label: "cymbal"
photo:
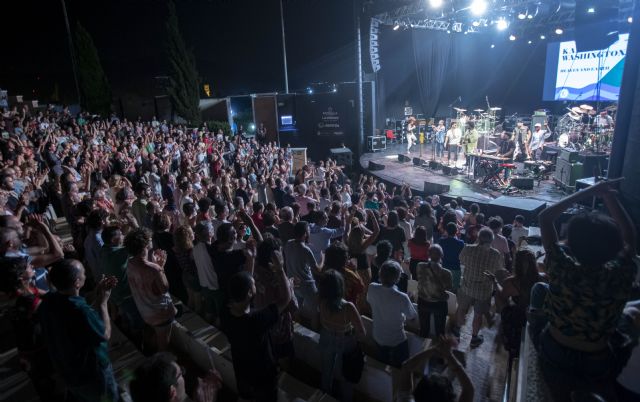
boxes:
[453,107,467,112]
[568,113,581,121]
[580,104,593,111]
[489,107,502,111]
[571,107,584,114]
[604,105,617,111]
[474,109,484,112]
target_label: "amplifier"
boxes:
[367,136,386,152]
[580,153,608,178]
[510,176,534,190]
[554,159,583,188]
[560,149,579,163]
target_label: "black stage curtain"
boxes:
[377,25,556,121]
[411,29,455,118]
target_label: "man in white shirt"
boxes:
[367,261,418,367]
[510,215,529,244]
[445,122,462,166]
[488,217,510,268]
[193,222,222,324]
[528,123,551,160]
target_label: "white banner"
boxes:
[369,18,382,73]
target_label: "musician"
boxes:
[513,121,531,162]
[594,111,614,129]
[434,120,446,159]
[529,123,552,160]
[463,121,479,168]
[444,122,462,166]
[406,116,417,152]
[497,131,516,179]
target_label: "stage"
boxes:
[359,142,569,223]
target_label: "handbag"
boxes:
[342,343,365,383]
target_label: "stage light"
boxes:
[528,40,532,44]
[540,34,546,40]
[446,30,451,34]
[428,0,443,8]
[307,87,313,94]
[509,34,516,41]
[518,12,526,20]
[527,14,533,19]
[587,7,595,13]
[393,24,400,30]
[472,20,480,27]
[628,17,633,24]
[490,44,495,48]
[470,0,487,16]
[555,28,563,35]
[250,123,256,131]
[496,18,508,30]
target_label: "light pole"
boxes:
[279,0,289,94]
[60,0,82,106]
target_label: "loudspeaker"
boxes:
[555,159,584,188]
[428,160,441,170]
[368,161,385,171]
[413,157,426,166]
[510,176,534,190]
[574,0,619,52]
[560,149,579,163]
[423,181,450,195]
[441,166,459,175]
[329,147,352,167]
[398,154,411,163]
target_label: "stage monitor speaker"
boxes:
[423,181,450,195]
[428,160,441,170]
[560,149,579,163]
[368,161,385,171]
[510,176,534,190]
[574,0,619,52]
[329,147,352,167]
[441,166,459,175]
[413,157,426,166]
[398,154,411,163]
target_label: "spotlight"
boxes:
[249,123,256,131]
[540,34,546,40]
[496,18,508,30]
[528,40,532,44]
[470,0,487,16]
[518,12,526,20]
[555,28,563,35]
[393,24,400,30]
[490,44,495,48]
[587,7,595,13]
[509,34,516,41]
[527,14,533,19]
[446,30,451,34]
[307,88,313,94]
[429,0,443,8]
[472,20,480,27]
[628,17,633,23]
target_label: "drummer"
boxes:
[595,111,614,129]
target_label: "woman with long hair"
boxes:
[408,226,430,279]
[346,209,379,285]
[318,270,366,401]
[414,203,436,242]
[173,225,202,314]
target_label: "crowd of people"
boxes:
[0,104,639,402]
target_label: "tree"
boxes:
[165,0,201,124]
[75,22,112,115]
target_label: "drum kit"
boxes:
[557,103,615,151]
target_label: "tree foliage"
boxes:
[165,0,201,124]
[75,22,111,115]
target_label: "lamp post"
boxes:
[60,0,82,106]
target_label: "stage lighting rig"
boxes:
[428,0,443,8]
[496,18,509,30]
[470,0,488,16]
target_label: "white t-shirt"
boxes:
[510,226,529,243]
[193,242,218,290]
[367,283,418,347]
[446,128,462,145]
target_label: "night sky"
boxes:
[1,0,356,102]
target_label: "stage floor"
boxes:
[359,143,567,207]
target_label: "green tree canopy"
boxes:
[75,22,111,115]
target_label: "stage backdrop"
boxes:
[374,25,564,121]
